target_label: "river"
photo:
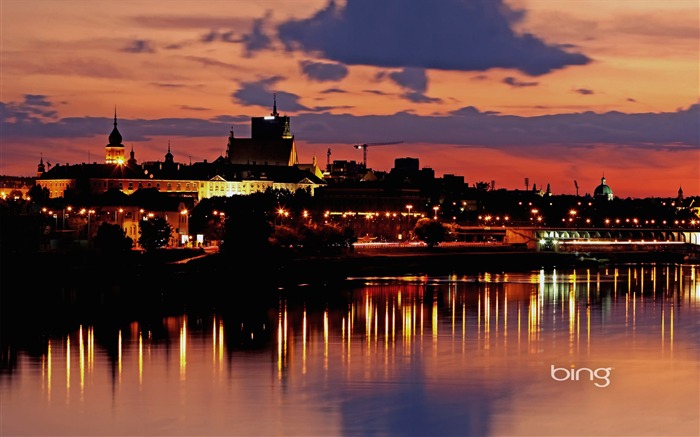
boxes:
[1,263,698,436]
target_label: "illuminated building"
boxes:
[35,102,325,201]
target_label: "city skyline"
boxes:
[2,0,698,198]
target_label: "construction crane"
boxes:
[353,141,403,168]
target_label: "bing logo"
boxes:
[550,364,613,388]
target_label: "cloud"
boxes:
[24,95,52,107]
[240,15,274,55]
[231,78,312,112]
[382,68,428,93]
[402,92,442,104]
[179,105,210,111]
[320,88,348,94]
[122,39,155,53]
[299,60,349,82]
[183,56,240,70]
[2,96,696,158]
[503,77,539,88]
[575,88,594,95]
[275,0,591,76]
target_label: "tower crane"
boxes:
[353,141,403,168]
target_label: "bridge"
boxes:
[452,225,700,252]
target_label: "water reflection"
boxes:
[1,264,698,436]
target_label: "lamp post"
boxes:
[87,209,94,241]
[63,206,72,229]
[433,206,439,220]
[405,204,413,240]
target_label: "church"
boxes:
[36,98,326,201]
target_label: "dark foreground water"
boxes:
[1,263,699,436]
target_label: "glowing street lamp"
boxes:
[406,204,413,217]
[433,206,439,219]
[63,206,72,229]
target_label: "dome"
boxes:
[594,177,613,200]
[108,111,124,147]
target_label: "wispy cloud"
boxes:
[122,39,155,53]
[503,77,539,88]
[299,60,348,82]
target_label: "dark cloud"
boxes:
[576,88,594,95]
[179,105,210,111]
[402,92,442,104]
[231,78,312,112]
[299,60,349,82]
[275,0,591,76]
[1,98,58,124]
[151,83,187,88]
[201,30,218,43]
[24,95,52,107]
[3,98,696,157]
[364,89,392,96]
[320,88,348,94]
[381,68,428,93]
[290,104,700,152]
[122,39,155,53]
[503,77,539,88]
[240,15,273,55]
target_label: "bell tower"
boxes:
[105,108,126,165]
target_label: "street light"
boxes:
[63,206,72,229]
[433,206,439,220]
[405,205,413,240]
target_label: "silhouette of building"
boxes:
[224,93,298,167]
[35,102,325,201]
[594,176,614,201]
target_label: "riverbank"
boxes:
[180,245,691,287]
[2,245,693,292]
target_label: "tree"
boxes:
[94,222,133,252]
[28,185,50,203]
[220,195,274,256]
[413,218,448,247]
[474,181,491,191]
[138,216,172,252]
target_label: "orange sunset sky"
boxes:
[1,0,698,198]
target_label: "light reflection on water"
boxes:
[1,264,698,436]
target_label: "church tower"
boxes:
[105,108,126,165]
[37,154,46,177]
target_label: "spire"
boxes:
[127,144,137,166]
[37,153,46,176]
[272,92,278,117]
[165,140,174,163]
[108,107,123,147]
